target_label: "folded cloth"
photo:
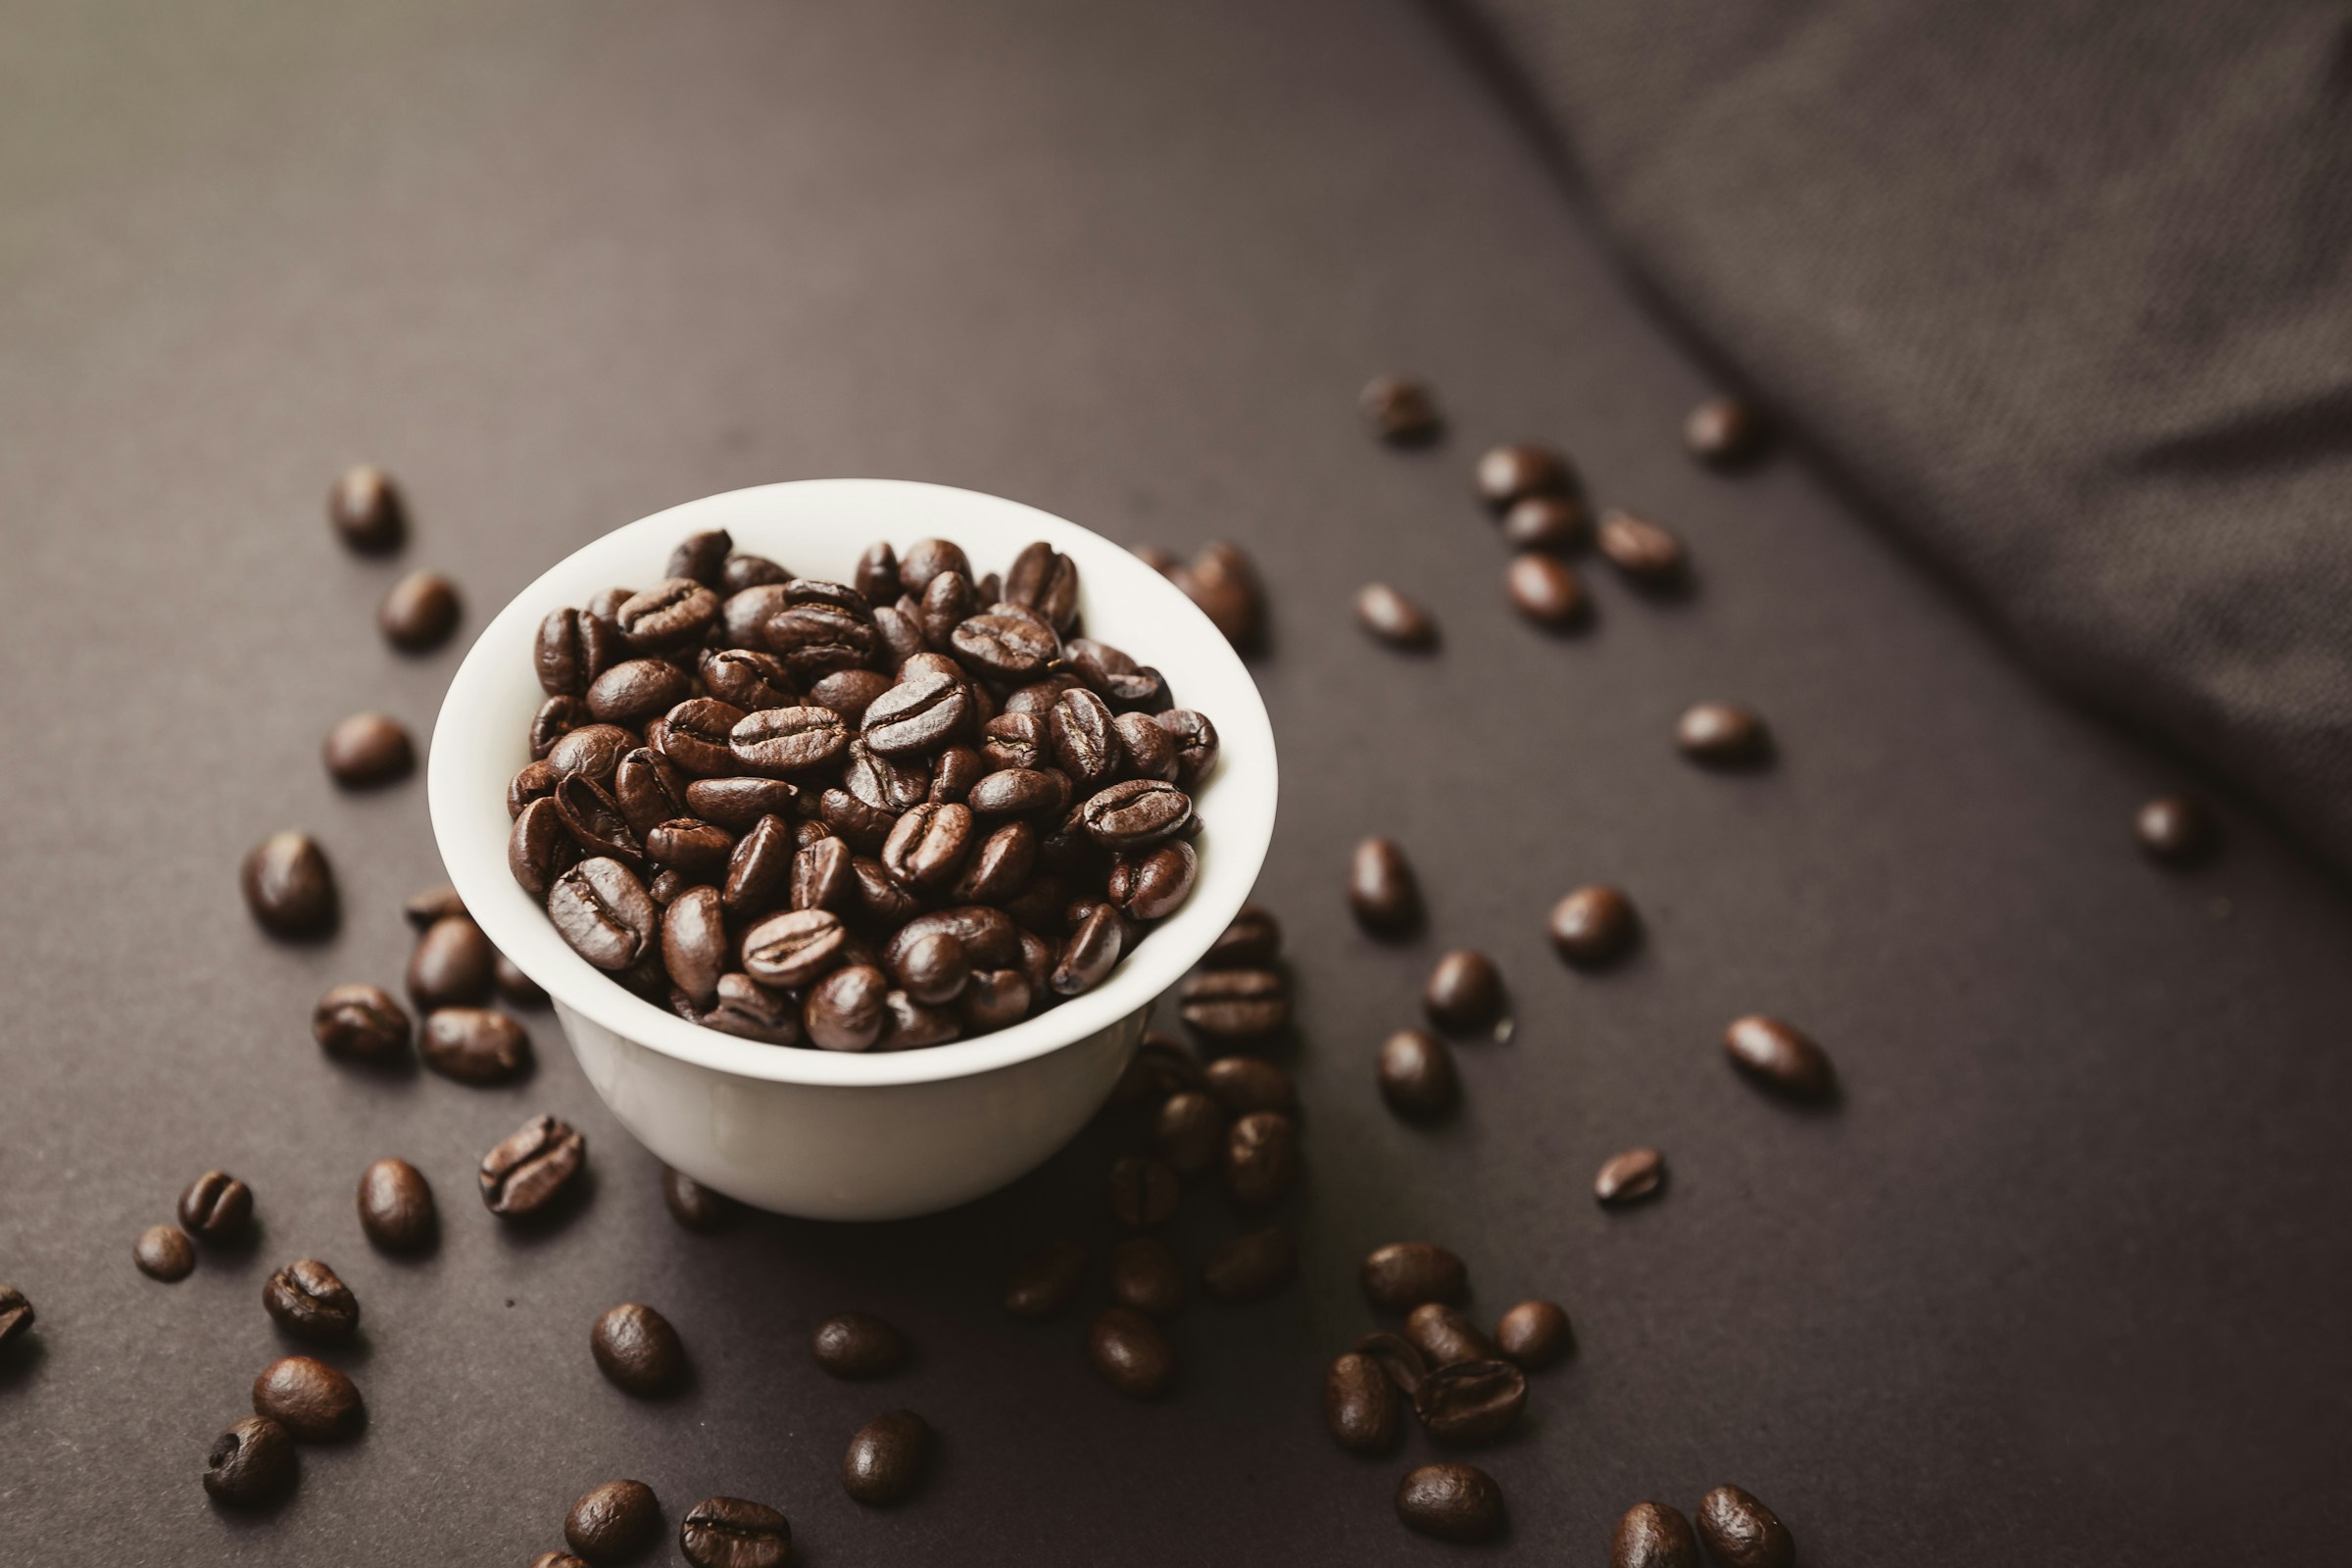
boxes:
[1459,0,2352,869]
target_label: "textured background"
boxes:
[3,2,2348,1563]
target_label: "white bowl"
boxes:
[427,480,1278,1219]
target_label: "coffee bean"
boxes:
[1353,1331,1430,1394]
[1106,840,1197,921]
[1051,902,1125,996]
[950,820,1036,906]
[781,828,852,912]
[328,464,404,553]
[1178,968,1289,1041]
[1506,551,1587,627]
[1002,540,1081,631]
[1595,1147,1665,1204]
[1495,1298,1573,1369]
[951,612,1058,680]
[1501,493,1587,552]
[1200,1224,1298,1304]
[321,711,414,787]
[1676,701,1770,765]
[722,552,789,596]
[1172,542,1265,651]
[1354,583,1436,650]
[2137,793,2219,864]
[203,1415,296,1508]
[679,1494,791,1568]
[1348,837,1420,935]
[662,1166,736,1233]
[1109,1155,1180,1229]
[661,885,728,1005]
[1108,1234,1188,1318]
[1413,1358,1527,1445]
[135,1224,196,1282]
[420,1006,532,1085]
[179,1171,254,1243]
[731,705,850,775]
[241,830,337,937]
[380,569,461,651]
[1361,1242,1467,1311]
[700,648,797,714]
[617,577,720,650]
[565,1479,662,1564]
[1549,884,1637,965]
[1360,373,1443,445]
[1612,1500,1701,1568]
[1154,709,1220,787]
[800,962,887,1052]
[1088,1305,1176,1398]
[403,884,466,928]
[1223,1111,1296,1208]
[737,907,844,991]
[1424,950,1504,1032]
[593,1301,686,1396]
[480,1113,587,1220]
[1379,1029,1459,1121]
[530,1554,590,1568]
[407,914,496,1009]
[1396,1462,1504,1543]
[811,1311,906,1379]
[966,765,1071,819]
[510,759,559,817]
[686,971,802,1044]
[842,1409,930,1506]
[263,1257,359,1343]
[1685,397,1769,466]
[357,1157,436,1253]
[1406,1301,1495,1369]
[1476,441,1574,510]
[531,696,587,760]
[536,609,617,698]
[1080,778,1192,850]
[313,984,412,1064]
[556,776,648,866]
[548,723,633,784]
[1201,906,1279,971]
[1324,1351,1400,1454]
[1197,1059,1292,1119]
[252,1354,364,1442]
[667,528,734,588]
[882,802,976,891]
[548,858,659,972]
[1004,1239,1088,1317]
[0,1286,31,1349]
[1151,1091,1228,1178]
[1597,509,1688,584]
[509,800,578,900]
[1724,1014,1836,1101]
[1695,1485,1793,1568]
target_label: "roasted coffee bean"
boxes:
[1685,397,1769,466]
[1109,1155,1180,1229]
[242,830,337,937]
[531,695,587,760]
[403,884,466,928]
[480,1114,587,1219]
[1107,840,1197,921]
[722,553,790,595]
[1088,1305,1176,1399]
[967,765,1070,817]
[1413,1359,1526,1445]
[842,1409,929,1506]
[263,1258,360,1343]
[666,528,733,588]
[2137,793,2219,864]
[1612,1500,1701,1568]
[742,908,847,988]
[1379,1029,1459,1121]
[418,1006,530,1085]
[1424,950,1505,1033]
[536,609,615,697]
[1052,903,1124,996]
[548,858,658,971]
[658,885,727,1005]
[723,582,796,649]
[357,1158,436,1253]
[1202,905,1279,970]
[1174,542,1265,652]
[1549,884,1638,965]
[380,569,460,651]
[679,1494,791,1568]
[852,540,900,605]
[891,537,968,598]
[328,464,404,553]
[495,951,544,1005]
[806,962,890,1051]
[1506,551,1587,627]
[1325,1351,1400,1453]
[1495,1299,1573,1370]
[1695,1485,1794,1568]
[808,1310,906,1379]
[313,984,412,1064]
[1360,373,1443,444]
[587,586,634,621]
[1048,687,1119,787]
[1407,1301,1494,1369]
[951,612,1058,680]
[322,711,414,787]
[1724,1014,1836,1101]
[882,802,975,890]
[135,1224,196,1281]
[530,1554,590,1568]
[203,1415,295,1508]
[645,817,734,879]
[981,711,1048,771]
[927,743,986,803]
[1676,701,1770,765]
[687,775,797,832]
[892,930,971,1005]
[1004,1239,1088,1318]
[407,915,496,1009]
[1596,1147,1666,1204]
[592,1301,686,1396]
[0,1285,31,1348]
[1150,712,1216,792]
[957,967,1032,1030]
[731,705,850,774]
[844,739,929,813]
[1354,583,1435,650]
[179,1171,254,1243]
[1200,1224,1298,1303]
[879,990,960,1051]
[1152,1091,1228,1177]
[950,820,1036,905]
[1397,1462,1505,1543]
[587,657,694,724]
[1004,540,1081,628]
[566,1479,662,1564]
[1597,509,1688,583]
[659,697,751,777]
[862,669,969,756]
[685,972,802,1045]
[1110,710,1176,781]
[252,1354,363,1442]
[1354,1332,1430,1395]
[1223,1111,1296,1208]
[510,759,559,817]
[548,723,634,785]
[1108,1235,1188,1318]
[775,828,848,912]
[850,857,924,927]
[509,798,578,898]
[1362,1242,1467,1311]
[616,577,720,649]
[1348,837,1419,935]
[662,1166,736,1232]
[912,571,973,649]
[700,647,797,712]
[1201,1056,1295,1116]
[1476,441,1574,509]
[1501,493,1587,552]
[1178,968,1289,1041]
[556,775,646,865]
[870,600,926,665]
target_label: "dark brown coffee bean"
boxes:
[1476,441,1574,509]
[1362,1242,1466,1311]
[531,694,588,760]
[1424,950,1505,1033]
[1597,509,1689,583]
[509,759,559,818]
[889,930,970,1006]
[957,966,1031,1031]
[882,537,962,599]
[805,1310,905,1379]
[1406,1301,1494,1369]
[403,884,466,928]
[949,820,1036,905]
[1724,1014,1836,1101]
[1676,701,1770,765]
[1360,373,1443,445]
[252,1354,363,1442]
[179,1171,254,1243]
[1379,1029,1459,1121]
[1495,1298,1573,1370]
[1203,904,1280,968]
[665,528,733,588]
[779,829,851,912]
[742,908,847,989]
[1051,903,1125,997]
[547,723,633,786]
[1104,713,1171,786]
[1108,1155,1180,1229]
[357,1157,436,1253]
[616,577,720,650]
[980,711,1048,771]
[651,697,746,777]
[1004,1239,1088,1317]
[328,464,404,553]
[1348,837,1419,935]
[925,743,986,804]
[241,830,337,937]
[1152,1092,1227,1178]
[1506,552,1587,627]
[1004,540,1082,628]
[721,552,789,595]
[1612,1500,1701,1568]
[679,1494,790,1568]
[1200,1224,1298,1303]
[679,972,801,1045]
[879,990,961,1051]
[1550,884,1638,965]
[586,657,693,724]
[313,984,412,1064]
[723,582,796,650]
[1695,1485,1793,1568]
[535,609,616,697]
[1354,583,1436,650]
[556,775,648,867]
[946,611,1054,680]
[548,857,659,971]
[1107,840,1197,921]
[1413,1358,1527,1445]
[1596,1147,1666,1204]
[406,914,495,1009]
[1048,687,1119,788]
[860,669,968,756]
[0,1285,31,1348]
[645,817,734,879]
[842,1409,929,1506]
[2137,793,2219,864]
[1396,1462,1504,1543]
[651,1169,731,1236]
[1108,1234,1188,1318]
[881,803,975,890]
[680,777,794,834]
[1685,397,1769,466]
[885,906,1020,970]
[1088,1305,1175,1398]
[1153,710,1220,790]
[838,539,894,606]
[592,1301,686,1396]
[1200,1056,1295,1117]
[586,585,632,620]
[322,711,414,787]
[509,797,579,899]
[966,765,1070,818]
[1355,1332,1430,1394]
[1223,1111,1296,1208]
[480,1114,587,1219]
[263,1258,360,1343]
[203,1415,295,1508]
[1324,1351,1401,1453]
[419,1007,530,1085]
[134,1224,195,1281]
[1174,542,1265,652]
[380,569,461,651]
[566,1479,662,1563]
[805,962,890,1051]
[843,739,930,813]
[731,705,850,774]
[657,885,726,1005]
[1501,493,1587,552]
[1178,968,1289,1041]
[698,647,796,714]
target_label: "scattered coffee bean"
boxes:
[1204,903,1281,968]
[811,1311,906,1379]
[1596,509,1688,584]
[263,1258,359,1343]
[1178,967,1290,1041]
[1200,1224,1298,1303]
[380,569,461,652]
[1201,1055,1296,1116]
[179,1170,254,1243]
[1724,1014,1836,1101]
[1378,1029,1459,1121]
[1004,1239,1088,1318]
[1685,397,1769,466]
[1423,950,1504,1032]
[313,984,413,1064]
[680,1494,791,1568]
[842,1409,930,1506]
[1222,1111,1297,1208]
[252,1354,364,1442]
[403,883,466,927]
[1501,493,1587,552]
[408,914,497,1008]
[322,711,415,787]
[135,1224,196,1282]
[496,953,547,1006]
[2137,793,2219,864]
[1109,1155,1181,1229]
[420,1007,532,1085]
[1676,701,1770,765]
[1361,374,1443,444]
[1612,1500,1700,1568]
[565,1479,662,1564]
[1108,1032,1201,1108]
[1355,583,1437,650]
[480,1114,587,1219]
[1348,837,1420,935]
[356,1157,436,1253]
[662,1167,736,1233]
[328,464,405,553]
[1596,1147,1666,1204]
[1152,1091,1228,1177]
[1088,1305,1176,1399]
[1476,442,1574,510]
[202,1415,296,1508]
[1505,552,1587,627]
[1406,1301,1495,1369]
[1325,1351,1401,1454]
[1695,1485,1794,1568]
[1413,1358,1527,1444]
[0,1286,33,1348]
[1396,1462,1504,1543]
[592,1301,686,1396]
[1355,1331,1431,1394]
[1109,1235,1188,1318]
[1496,1298,1573,1369]
[241,830,337,937]
[1549,884,1638,965]
[1362,1242,1467,1311]
[1170,541,1265,650]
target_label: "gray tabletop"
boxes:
[4,2,2346,1563]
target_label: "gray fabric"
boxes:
[1460,0,2352,869]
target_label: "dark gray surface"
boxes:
[1,2,2347,1563]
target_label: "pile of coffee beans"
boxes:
[507,527,1222,1054]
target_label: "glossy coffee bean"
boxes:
[1204,904,1280,968]
[731,705,850,775]
[1676,701,1770,765]
[1506,552,1587,627]
[1354,583,1436,650]
[1724,1014,1836,1101]
[1355,1331,1431,1395]
[1685,397,1769,466]
[806,962,890,1051]
[531,695,587,760]
[548,858,659,972]
[263,1258,359,1343]
[1413,1358,1527,1445]
[1109,1155,1180,1229]
[1396,1462,1504,1543]
[179,1171,254,1243]
[1475,441,1574,509]
[679,1494,791,1568]
[1178,968,1290,1040]
[685,971,801,1045]
[0,1286,30,1348]
[1152,1092,1228,1177]
[1052,903,1124,997]
[1406,1301,1495,1369]
[1173,542,1265,652]
[842,1409,930,1506]
[585,658,694,725]
[1223,1111,1297,1208]
[1107,840,1197,921]
[1695,1485,1793,1568]
[322,711,414,787]
[1549,884,1637,964]
[135,1224,196,1282]
[313,984,412,1064]
[1080,778,1192,849]
[662,1166,736,1233]
[1362,1242,1466,1311]
[1348,837,1420,935]
[1360,373,1443,444]
[203,1415,296,1508]
[811,1311,906,1379]
[1200,1057,1295,1117]
[1379,1029,1459,1121]
[479,1114,587,1220]
[565,1479,662,1563]
[357,1158,436,1253]
[1324,1351,1401,1455]
[408,914,496,1008]
[1200,1225,1298,1304]
[1004,1239,1088,1318]
[662,885,728,1005]
[380,569,461,651]
[1612,1500,1700,1568]
[1108,1234,1188,1318]
[684,775,798,831]
[547,723,633,784]
[1155,708,1220,787]
[616,577,720,649]
[252,1354,364,1442]
[1088,1305,1176,1398]
[1424,950,1504,1032]
[593,1301,686,1396]
[328,464,404,553]
[420,1007,531,1085]
[535,609,617,698]
[1501,493,1587,552]
[666,528,733,587]
[403,884,466,927]
[242,831,338,937]
[1495,1298,1573,1369]
[1596,1147,1666,1204]
[2137,793,2218,864]
[1597,509,1688,583]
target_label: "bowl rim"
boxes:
[426,478,1278,1088]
